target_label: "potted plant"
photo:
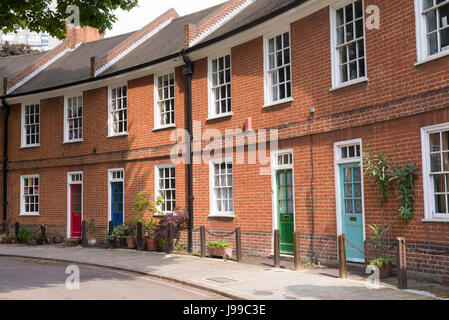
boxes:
[125,224,136,249]
[133,191,162,250]
[364,153,419,279]
[87,218,97,247]
[208,241,233,260]
[17,228,33,244]
[6,234,16,244]
[108,225,129,248]
[144,219,158,251]
[154,206,189,252]
[46,232,55,244]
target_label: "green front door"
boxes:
[276,169,294,255]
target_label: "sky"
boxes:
[105,0,228,38]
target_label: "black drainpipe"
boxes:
[182,52,195,253]
[1,98,10,232]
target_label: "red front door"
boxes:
[70,184,82,238]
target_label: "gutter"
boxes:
[181,52,195,254]
[0,0,308,100]
[1,98,10,231]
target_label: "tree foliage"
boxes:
[0,41,39,57]
[0,0,139,40]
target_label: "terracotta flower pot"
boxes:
[126,236,136,249]
[378,262,393,279]
[208,246,233,259]
[114,240,123,248]
[48,236,55,243]
[146,238,158,251]
[9,239,16,244]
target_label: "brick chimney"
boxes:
[66,26,104,48]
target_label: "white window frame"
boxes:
[20,174,40,216]
[208,51,233,120]
[334,138,366,240]
[209,157,234,218]
[21,102,40,148]
[108,168,125,225]
[270,149,296,233]
[108,83,128,137]
[154,164,176,215]
[329,0,368,90]
[66,171,83,238]
[421,122,449,222]
[263,26,293,108]
[154,70,176,130]
[415,0,449,65]
[63,93,83,143]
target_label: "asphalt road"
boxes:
[0,257,225,300]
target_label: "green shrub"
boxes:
[208,241,232,248]
[17,228,33,243]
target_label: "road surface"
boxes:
[0,257,225,300]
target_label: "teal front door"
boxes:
[276,170,294,255]
[340,163,364,263]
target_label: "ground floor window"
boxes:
[21,175,39,216]
[422,123,449,220]
[209,158,234,217]
[155,165,176,214]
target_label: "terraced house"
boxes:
[1,0,449,283]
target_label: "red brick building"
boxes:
[1,0,449,283]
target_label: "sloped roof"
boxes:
[2,0,309,97]
[103,4,222,75]
[0,51,47,80]
[200,0,300,43]
[11,32,133,94]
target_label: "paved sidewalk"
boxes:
[0,244,438,300]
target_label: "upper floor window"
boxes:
[331,0,366,88]
[20,175,39,216]
[415,0,449,62]
[264,30,292,106]
[421,123,449,221]
[22,103,40,147]
[108,85,128,136]
[154,73,175,129]
[209,54,232,118]
[64,95,83,142]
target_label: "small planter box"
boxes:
[114,240,124,248]
[27,240,37,246]
[88,239,97,247]
[208,246,233,260]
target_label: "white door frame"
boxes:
[108,168,125,228]
[333,139,366,241]
[270,148,296,233]
[66,171,83,239]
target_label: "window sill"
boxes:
[20,144,40,149]
[63,139,84,144]
[19,213,40,217]
[415,50,449,67]
[208,214,235,219]
[422,218,449,223]
[263,97,293,109]
[330,77,369,92]
[107,133,129,139]
[153,125,176,132]
[206,112,233,121]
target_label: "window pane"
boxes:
[431,153,442,172]
[435,194,447,214]
[434,174,446,192]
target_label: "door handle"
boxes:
[283,215,290,220]
[350,217,357,222]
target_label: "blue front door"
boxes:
[340,163,364,263]
[111,182,124,227]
